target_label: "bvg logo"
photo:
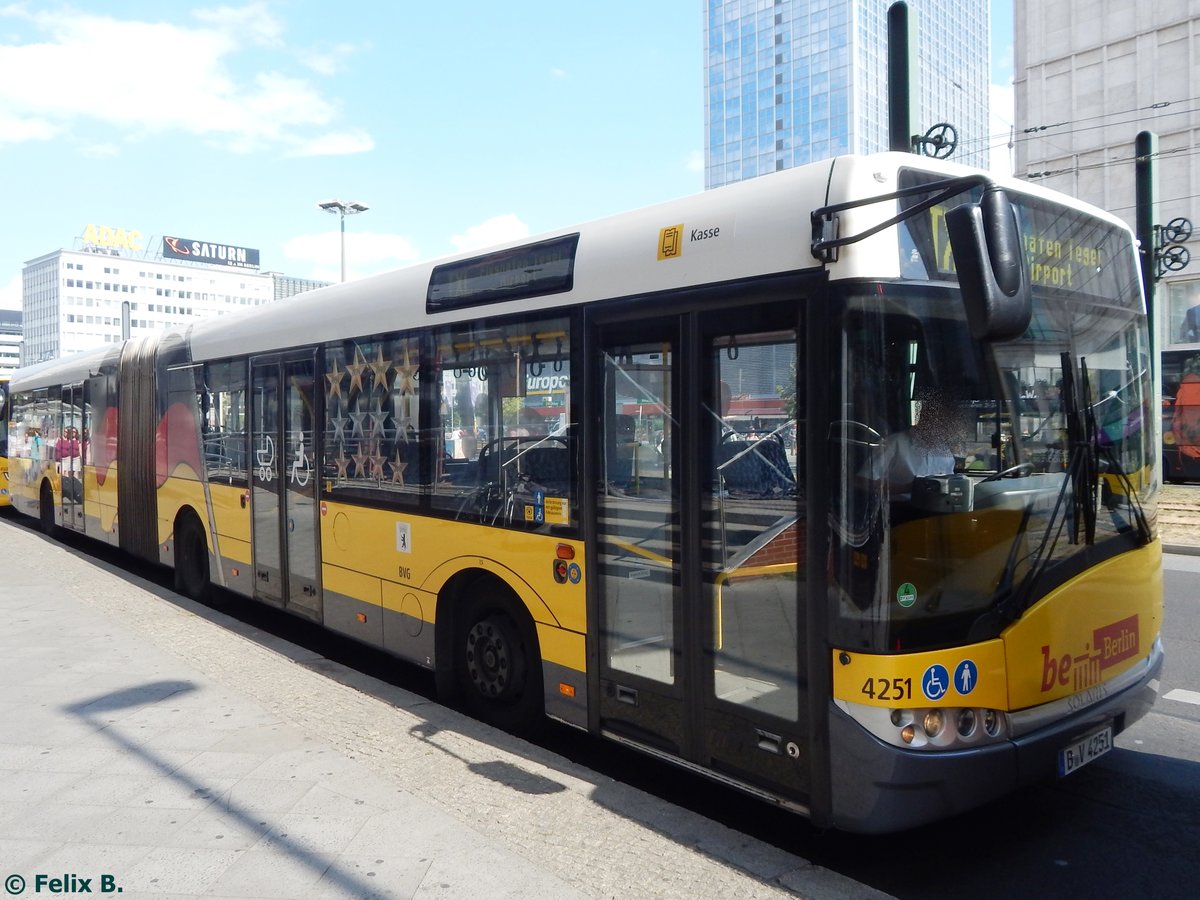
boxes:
[1040,615,1140,693]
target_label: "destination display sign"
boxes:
[427,233,580,312]
[898,171,1141,310]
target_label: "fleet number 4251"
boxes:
[861,677,912,701]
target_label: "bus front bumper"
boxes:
[826,639,1163,834]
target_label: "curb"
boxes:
[1164,543,1200,557]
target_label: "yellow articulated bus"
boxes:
[3,153,1161,832]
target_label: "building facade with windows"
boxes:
[1013,0,1200,398]
[0,310,21,377]
[704,0,991,189]
[21,247,328,366]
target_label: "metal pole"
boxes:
[1135,130,1158,357]
[317,200,368,284]
[888,1,919,153]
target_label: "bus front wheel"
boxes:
[454,588,543,735]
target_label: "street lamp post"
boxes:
[317,199,369,282]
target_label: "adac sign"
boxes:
[82,223,143,252]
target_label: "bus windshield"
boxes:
[828,271,1154,654]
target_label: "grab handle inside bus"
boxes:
[945,186,1032,342]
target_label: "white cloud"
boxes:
[285,129,375,158]
[193,2,284,47]
[0,4,367,156]
[685,149,704,174]
[0,273,21,311]
[300,42,361,76]
[281,230,420,281]
[449,215,531,254]
[0,111,60,142]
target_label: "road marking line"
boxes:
[1163,688,1200,705]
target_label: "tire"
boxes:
[39,481,58,538]
[454,587,543,735]
[174,513,212,602]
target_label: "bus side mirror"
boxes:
[946,187,1032,342]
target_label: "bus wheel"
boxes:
[39,481,58,537]
[455,590,543,735]
[174,513,211,602]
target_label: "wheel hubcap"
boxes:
[466,617,512,698]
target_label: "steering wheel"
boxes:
[981,462,1034,483]
[477,434,568,472]
[829,420,884,446]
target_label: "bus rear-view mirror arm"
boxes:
[811,174,1033,344]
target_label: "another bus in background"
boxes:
[1163,350,1200,483]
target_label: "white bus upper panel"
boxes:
[7,344,120,393]
[183,157,837,363]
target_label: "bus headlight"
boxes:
[984,708,1002,737]
[922,709,944,738]
[836,699,1010,750]
[957,708,977,737]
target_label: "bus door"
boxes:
[59,382,85,532]
[593,304,808,802]
[250,353,321,621]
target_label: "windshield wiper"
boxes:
[977,352,1094,629]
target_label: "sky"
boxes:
[0,1,1016,312]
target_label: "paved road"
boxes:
[0,515,880,900]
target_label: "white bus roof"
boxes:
[12,152,1134,386]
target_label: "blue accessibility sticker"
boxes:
[921,664,950,701]
[954,659,978,695]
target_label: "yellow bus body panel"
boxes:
[833,540,1162,712]
[1003,539,1162,710]
[155,469,251,566]
[156,464,209,545]
[83,465,120,536]
[320,499,587,661]
[833,640,1010,710]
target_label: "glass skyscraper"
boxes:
[704,0,991,189]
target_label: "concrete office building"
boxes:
[0,310,21,377]
[704,0,992,189]
[21,226,328,366]
[1014,0,1200,360]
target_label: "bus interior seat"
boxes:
[717,435,795,496]
[520,445,571,493]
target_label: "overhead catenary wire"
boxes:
[949,95,1200,154]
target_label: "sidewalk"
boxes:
[0,517,881,900]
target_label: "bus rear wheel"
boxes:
[455,589,543,734]
[174,513,211,602]
[39,481,57,537]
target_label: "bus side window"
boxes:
[204,361,248,484]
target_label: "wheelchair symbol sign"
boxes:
[922,664,950,701]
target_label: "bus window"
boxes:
[430,316,573,530]
[203,361,248,484]
[323,333,425,504]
